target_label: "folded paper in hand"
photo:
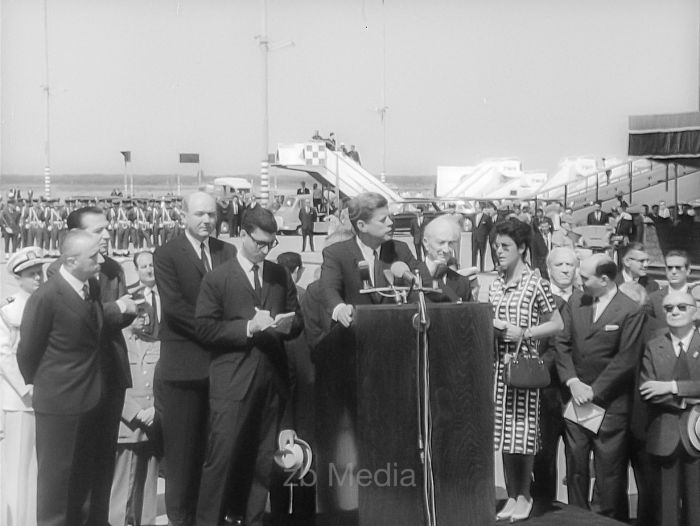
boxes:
[564,400,606,434]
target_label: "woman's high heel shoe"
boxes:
[496,498,517,521]
[509,496,533,523]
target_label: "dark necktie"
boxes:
[150,289,159,339]
[200,241,211,272]
[373,250,382,287]
[252,264,262,305]
[83,284,97,324]
[151,289,158,322]
[676,342,690,381]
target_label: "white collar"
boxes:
[356,236,379,261]
[551,284,573,300]
[236,250,260,273]
[185,230,209,257]
[622,269,638,283]
[596,285,618,305]
[59,265,88,298]
[670,329,696,355]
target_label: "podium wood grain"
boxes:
[315,303,494,526]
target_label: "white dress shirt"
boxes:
[143,284,161,323]
[236,250,259,290]
[551,284,573,301]
[59,265,88,299]
[592,285,617,323]
[185,230,212,270]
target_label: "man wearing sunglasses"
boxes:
[194,206,302,526]
[640,291,700,526]
[616,242,660,294]
[649,250,697,331]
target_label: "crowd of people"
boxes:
[0,188,698,526]
[310,130,362,165]
[0,192,268,262]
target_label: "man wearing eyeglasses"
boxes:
[616,242,660,294]
[640,291,700,526]
[194,206,302,526]
[649,250,697,331]
[153,191,237,526]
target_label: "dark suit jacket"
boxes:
[416,262,473,303]
[614,273,660,295]
[641,331,700,457]
[154,234,237,380]
[298,206,317,231]
[320,237,419,313]
[587,211,608,226]
[470,212,493,243]
[540,294,570,388]
[17,273,104,414]
[556,288,645,414]
[409,216,426,244]
[195,258,302,401]
[47,256,134,391]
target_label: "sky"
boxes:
[1,0,698,179]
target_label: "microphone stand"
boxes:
[411,269,436,526]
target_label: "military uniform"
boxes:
[109,292,161,526]
[115,201,132,256]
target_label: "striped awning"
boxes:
[629,111,700,161]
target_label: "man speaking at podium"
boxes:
[320,192,419,326]
[317,192,419,513]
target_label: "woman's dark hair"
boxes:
[494,218,531,260]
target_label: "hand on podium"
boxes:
[336,304,355,328]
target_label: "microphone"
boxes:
[357,260,371,289]
[390,261,416,284]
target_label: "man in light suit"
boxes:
[470,202,493,272]
[195,206,302,526]
[17,230,106,526]
[640,291,700,526]
[556,254,645,521]
[154,191,237,526]
[417,215,474,303]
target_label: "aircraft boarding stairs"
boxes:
[275,142,402,203]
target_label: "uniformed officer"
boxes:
[115,199,132,256]
[109,250,161,526]
[26,198,45,249]
[45,199,64,256]
[0,246,49,526]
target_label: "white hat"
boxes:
[7,247,48,275]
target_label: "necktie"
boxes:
[151,289,158,323]
[372,250,381,287]
[592,296,600,323]
[200,241,211,272]
[82,283,90,301]
[676,342,690,381]
[252,264,262,304]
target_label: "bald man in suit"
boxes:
[556,254,645,521]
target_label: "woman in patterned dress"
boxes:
[490,219,563,522]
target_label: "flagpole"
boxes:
[43,0,52,198]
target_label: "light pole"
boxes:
[121,151,131,195]
[42,0,51,198]
[256,0,294,207]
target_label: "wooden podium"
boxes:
[315,303,494,526]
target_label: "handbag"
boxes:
[504,334,550,389]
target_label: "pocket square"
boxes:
[604,324,619,331]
